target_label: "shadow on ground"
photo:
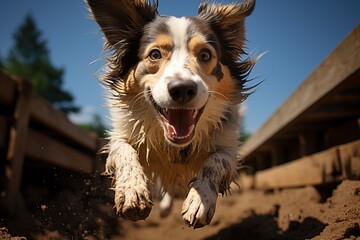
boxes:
[205,213,327,240]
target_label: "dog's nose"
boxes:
[168,80,198,103]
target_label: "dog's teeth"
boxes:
[193,110,198,118]
[188,124,195,134]
[179,125,195,139]
[166,122,174,135]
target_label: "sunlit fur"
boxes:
[87,0,255,228]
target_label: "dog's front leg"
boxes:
[105,140,152,221]
[182,151,236,228]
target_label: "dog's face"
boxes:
[88,0,255,147]
[140,16,223,146]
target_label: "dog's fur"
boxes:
[87,0,255,228]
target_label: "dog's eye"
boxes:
[198,49,212,62]
[148,49,162,61]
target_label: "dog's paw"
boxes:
[114,185,153,221]
[181,187,217,228]
[159,192,173,218]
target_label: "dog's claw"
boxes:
[183,216,207,229]
[182,187,217,228]
[114,186,153,221]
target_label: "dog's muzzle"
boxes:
[150,80,206,145]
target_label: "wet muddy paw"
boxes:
[181,187,217,229]
[114,185,153,221]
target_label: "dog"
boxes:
[87,0,255,228]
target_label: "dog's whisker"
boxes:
[208,90,230,102]
[128,92,146,110]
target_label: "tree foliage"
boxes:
[2,15,79,114]
[78,114,108,138]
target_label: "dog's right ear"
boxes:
[87,0,158,47]
[87,0,158,77]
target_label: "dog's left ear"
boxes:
[198,0,255,61]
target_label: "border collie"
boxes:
[87,0,255,228]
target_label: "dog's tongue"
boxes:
[167,109,194,137]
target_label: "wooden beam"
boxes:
[253,140,360,189]
[304,109,360,121]
[325,118,360,149]
[241,25,360,158]
[0,115,8,149]
[298,131,320,157]
[339,140,360,179]
[30,95,97,151]
[26,129,93,173]
[0,71,17,108]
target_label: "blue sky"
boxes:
[1,0,359,134]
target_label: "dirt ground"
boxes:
[1,173,359,240]
[113,180,360,240]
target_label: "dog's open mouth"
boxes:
[152,101,205,145]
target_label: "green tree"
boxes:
[239,130,251,144]
[239,113,251,144]
[2,14,79,114]
[78,114,108,138]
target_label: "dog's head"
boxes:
[88,0,255,147]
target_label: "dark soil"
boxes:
[1,169,359,240]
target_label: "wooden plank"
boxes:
[30,95,97,151]
[0,71,17,108]
[0,115,8,149]
[6,79,32,194]
[1,71,97,156]
[26,129,93,173]
[239,172,255,190]
[241,25,360,158]
[254,140,360,189]
[339,140,360,179]
[254,147,340,189]
[93,138,108,173]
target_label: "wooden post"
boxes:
[299,131,320,157]
[269,143,287,166]
[5,78,32,194]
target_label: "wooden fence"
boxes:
[239,25,360,190]
[0,70,103,210]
